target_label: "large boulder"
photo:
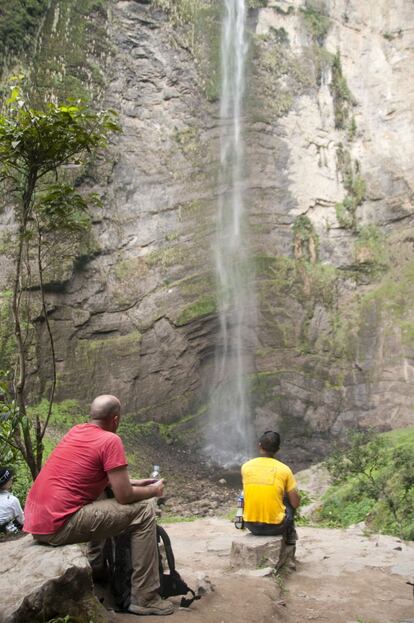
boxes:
[0,535,110,623]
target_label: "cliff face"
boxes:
[1,0,413,457]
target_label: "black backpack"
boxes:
[104,524,200,612]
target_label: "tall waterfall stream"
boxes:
[206,0,257,466]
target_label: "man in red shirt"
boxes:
[24,394,173,616]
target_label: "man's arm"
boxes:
[130,478,158,487]
[287,488,300,509]
[108,467,164,504]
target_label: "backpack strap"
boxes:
[156,525,201,608]
[157,525,177,574]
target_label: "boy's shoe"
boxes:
[5,521,19,535]
[128,592,174,616]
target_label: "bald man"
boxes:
[24,395,173,616]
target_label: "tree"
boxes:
[0,81,121,479]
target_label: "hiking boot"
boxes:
[128,592,174,616]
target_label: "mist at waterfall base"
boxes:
[205,0,257,468]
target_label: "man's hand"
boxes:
[152,479,165,498]
[108,467,165,504]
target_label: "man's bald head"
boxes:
[90,395,121,421]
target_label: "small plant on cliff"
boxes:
[335,145,366,230]
[0,80,120,479]
[330,52,356,129]
[300,2,330,46]
[292,215,319,262]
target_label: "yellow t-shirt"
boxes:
[241,456,297,525]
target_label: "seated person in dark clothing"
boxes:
[241,431,300,543]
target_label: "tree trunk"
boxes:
[11,170,39,480]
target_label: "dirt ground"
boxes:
[105,437,414,623]
[108,517,414,623]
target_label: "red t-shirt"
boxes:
[24,423,127,534]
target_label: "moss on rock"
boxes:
[153,0,221,102]
[175,294,216,326]
[29,0,110,103]
[353,225,389,276]
[249,26,313,122]
[299,3,331,46]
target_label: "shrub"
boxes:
[319,428,414,539]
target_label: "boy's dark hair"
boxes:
[0,467,13,487]
[259,431,281,454]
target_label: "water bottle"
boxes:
[150,465,160,480]
[234,491,244,529]
[149,465,161,514]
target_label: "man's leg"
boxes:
[34,498,173,615]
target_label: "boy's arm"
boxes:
[287,488,300,509]
[12,496,24,525]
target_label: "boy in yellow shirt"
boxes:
[241,431,300,543]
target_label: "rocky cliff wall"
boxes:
[1,0,413,459]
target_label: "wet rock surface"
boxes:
[1,0,414,451]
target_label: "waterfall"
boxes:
[206,0,256,466]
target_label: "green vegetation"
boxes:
[335,199,354,229]
[146,245,188,269]
[335,145,366,230]
[0,397,86,504]
[312,45,334,86]
[0,81,120,478]
[292,215,319,262]
[294,489,313,526]
[117,402,207,448]
[0,0,49,66]
[28,399,85,432]
[274,5,295,16]
[348,115,357,140]
[160,515,197,524]
[270,27,290,46]
[382,30,402,41]
[255,253,338,308]
[361,259,414,328]
[247,0,268,8]
[319,428,414,540]
[28,0,110,103]
[175,295,217,326]
[250,28,312,121]
[300,3,330,45]
[330,52,356,129]
[353,225,389,276]
[153,0,221,102]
